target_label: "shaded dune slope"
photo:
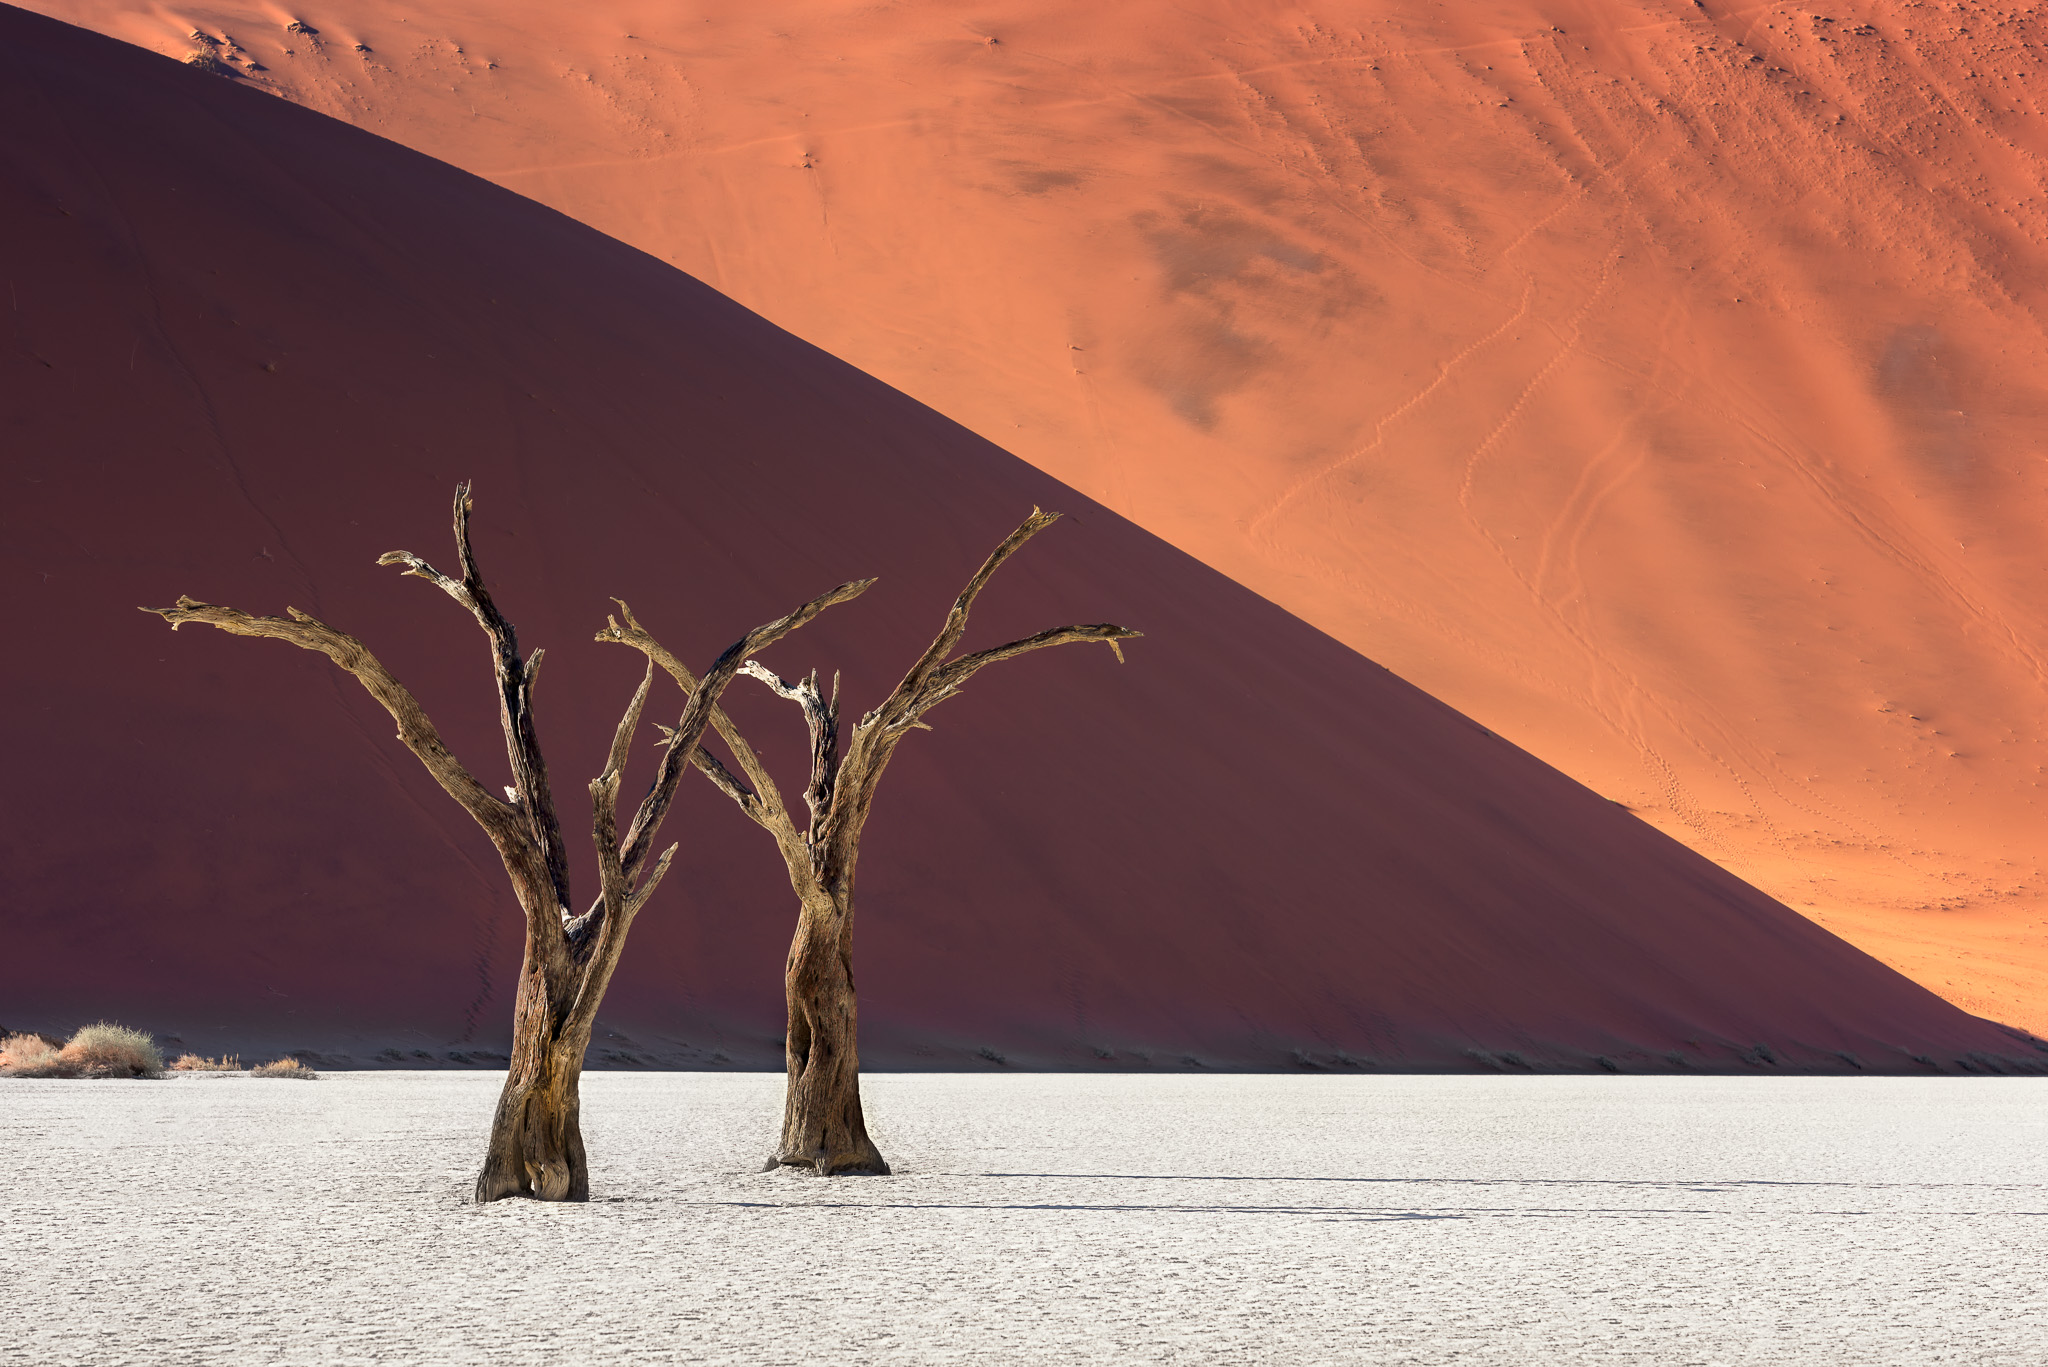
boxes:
[34,0,2048,1032]
[2,6,2035,1073]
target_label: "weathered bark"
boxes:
[605,509,1139,1174]
[476,961,591,1201]
[775,887,887,1174]
[147,483,868,1201]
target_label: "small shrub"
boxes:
[169,1054,242,1072]
[0,1032,65,1073]
[64,1022,165,1078]
[1,1032,62,1061]
[251,1057,319,1080]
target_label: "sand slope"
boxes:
[30,0,2048,1030]
[1,5,2036,1072]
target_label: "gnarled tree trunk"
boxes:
[605,509,1139,1176]
[147,483,870,1201]
[776,887,886,1174]
[477,963,590,1201]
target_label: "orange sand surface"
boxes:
[32,0,2046,1032]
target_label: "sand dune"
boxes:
[2,5,2037,1073]
[29,0,2047,1030]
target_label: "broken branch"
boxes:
[378,482,571,924]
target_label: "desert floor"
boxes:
[5,1072,2043,1365]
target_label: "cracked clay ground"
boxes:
[4,1072,2044,1365]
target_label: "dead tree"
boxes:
[145,484,869,1201]
[601,509,1139,1174]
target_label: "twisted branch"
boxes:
[584,578,875,912]
[570,657,675,1030]
[377,482,570,920]
[869,508,1061,732]
[138,596,579,949]
[142,598,512,834]
[912,624,1135,725]
[816,510,1141,865]
[740,662,841,839]
[600,603,786,824]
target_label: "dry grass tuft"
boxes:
[169,1053,243,1072]
[3,1023,163,1079]
[0,1032,64,1071]
[250,1057,319,1080]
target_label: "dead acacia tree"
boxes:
[600,509,1139,1174]
[145,484,869,1202]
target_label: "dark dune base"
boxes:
[10,1018,2044,1078]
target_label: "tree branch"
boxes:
[739,662,841,838]
[564,658,656,952]
[139,597,548,918]
[376,482,571,921]
[654,723,765,823]
[565,810,675,1039]
[596,601,801,840]
[912,624,1141,725]
[588,576,875,909]
[602,659,655,788]
[870,507,1060,729]
[818,511,1138,872]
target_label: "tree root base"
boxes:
[764,1152,892,1176]
[474,1166,589,1204]
[475,1187,590,1204]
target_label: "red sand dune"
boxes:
[2,5,2038,1073]
[31,0,2048,1033]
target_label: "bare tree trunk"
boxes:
[147,484,871,1202]
[604,508,1137,1179]
[474,953,591,1201]
[773,889,887,1174]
